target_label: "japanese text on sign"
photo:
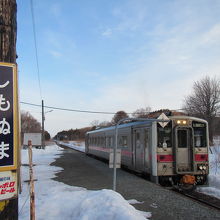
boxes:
[0,171,17,200]
[0,65,15,168]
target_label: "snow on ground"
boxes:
[197,137,220,198]
[57,141,85,152]
[19,145,151,220]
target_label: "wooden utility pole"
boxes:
[0,0,17,62]
[0,0,18,220]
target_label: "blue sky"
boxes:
[17,0,220,136]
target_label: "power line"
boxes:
[20,101,118,115]
[20,101,188,115]
[30,0,43,100]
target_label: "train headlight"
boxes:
[203,166,207,170]
[177,120,181,124]
[183,120,187,125]
[199,165,203,170]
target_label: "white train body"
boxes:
[85,116,209,187]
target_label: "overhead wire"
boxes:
[30,0,43,100]
[20,101,186,115]
[20,101,118,115]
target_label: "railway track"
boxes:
[173,189,220,211]
[58,142,220,211]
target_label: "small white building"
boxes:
[23,133,42,148]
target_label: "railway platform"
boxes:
[52,145,220,220]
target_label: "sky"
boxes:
[17,0,220,137]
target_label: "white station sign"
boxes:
[109,149,121,168]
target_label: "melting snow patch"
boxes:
[127,199,145,204]
[150,203,158,209]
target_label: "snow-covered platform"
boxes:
[53,143,220,220]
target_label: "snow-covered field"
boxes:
[19,145,151,220]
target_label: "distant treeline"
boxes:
[54,127,95,141]
[54,109,186,141]
[54,108,220,141]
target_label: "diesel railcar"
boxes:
[85,115,209,190]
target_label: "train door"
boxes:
[133,128,144,171]
[175,127,194,173]
[144,129,151,173]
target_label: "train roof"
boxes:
[87,120,152,134]
[86,115,208,135]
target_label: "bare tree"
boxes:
[111,110,129,124]
[99,121,112,127]
[132,107,151,118]
[183,76,220,142]
[90,120,100,127]
[21,111,41,133]
[21,111,41,142]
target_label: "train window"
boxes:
[193,122,206,147]
[110,137,113,147]
[136,132,141,148]
[157,123,172,148]
[106,137,110,147]
[119,136,128,148]
[101,137,105,146]
[177,130,187,148]
[105,137,108,147]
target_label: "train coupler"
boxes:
[180,175,196,185]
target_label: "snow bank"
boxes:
[57,141,85,152]
[19,145,151,220]
[197,138,220,198]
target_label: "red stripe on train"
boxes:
[89,146,133,157]
[195,154,208,161]
[157,155,174,162]
[89,146,110,152]
[121,150,132,157]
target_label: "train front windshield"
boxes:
[157,119,207,149]
[192,121,207,148]
[157,122,172,148]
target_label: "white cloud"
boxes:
[102,28,113,37]
[49,50,62,58]
[200,23,220,45]
[50,3,62,17]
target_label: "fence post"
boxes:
[28,140,35,220]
